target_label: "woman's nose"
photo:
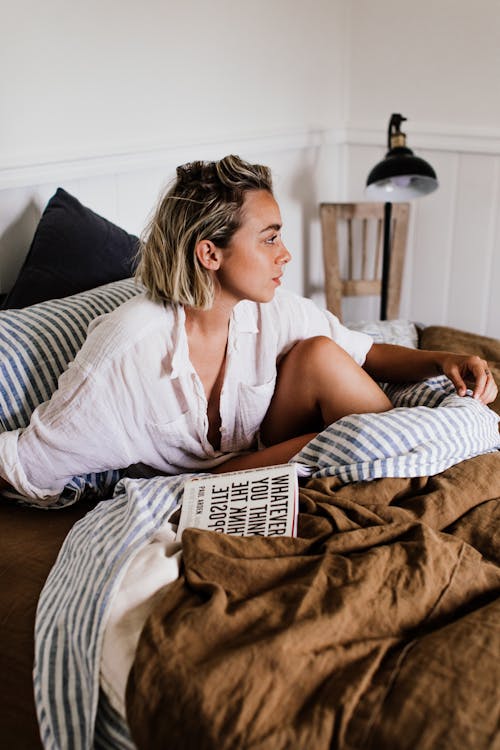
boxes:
[278,243,292,264]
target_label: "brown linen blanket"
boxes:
[126,451,500,750]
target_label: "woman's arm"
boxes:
[212,433,318,474]
[364,343,498,404]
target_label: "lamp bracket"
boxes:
[388,113,407,150]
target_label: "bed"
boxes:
[1,189,500,750]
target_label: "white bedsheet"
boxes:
[100,521,182,718]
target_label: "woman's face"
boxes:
[216,190,291,305]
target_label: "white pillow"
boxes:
[347,319,419,348]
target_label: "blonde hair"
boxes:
[136,154,273,309]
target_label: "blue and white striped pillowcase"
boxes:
[0,278,142,504]
[295,377,500,482]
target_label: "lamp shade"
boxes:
[365,114,438,201]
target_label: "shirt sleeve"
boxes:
[319,307,373,364]
[0,356,138,503]
[274,290,373,365]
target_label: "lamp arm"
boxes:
[380,201,392,320]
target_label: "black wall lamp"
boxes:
[365,113,438,319]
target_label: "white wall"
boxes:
[1,0,500,338]
[341,0,500,336]
[0,0,347,296]
[1,0,346,167]
[347,0,500,131]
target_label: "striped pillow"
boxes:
[0,278,142,504]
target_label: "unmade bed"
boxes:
[1,189,500,750]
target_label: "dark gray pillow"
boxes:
[2,188,140,309]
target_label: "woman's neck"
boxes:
[184,294,235,336]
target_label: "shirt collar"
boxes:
[232,300,259,333]
[168,305,192,379]
[167,301,260,375]
[229,301,259,353]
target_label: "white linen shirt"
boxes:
[0,288,372,500]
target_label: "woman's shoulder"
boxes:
[103,291,169,321]
[92,292,172,333]
[79,294,177,365]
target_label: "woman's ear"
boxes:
[195,240,222,270]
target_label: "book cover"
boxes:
[176,463,303,540]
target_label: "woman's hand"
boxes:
[440,353,498,404]
[364,343,498,405]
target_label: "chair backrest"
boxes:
[319,202,410,321]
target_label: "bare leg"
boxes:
[213,336,392,474]
[260,336,392,446]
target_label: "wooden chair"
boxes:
[319,202,410,321]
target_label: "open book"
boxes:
[176,463,309,541]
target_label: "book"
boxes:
[176,463,308,541]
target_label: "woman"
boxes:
[0,155,496,501]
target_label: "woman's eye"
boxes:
[265,234,279,245]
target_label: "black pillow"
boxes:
[2,188,140,309]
